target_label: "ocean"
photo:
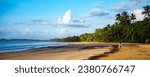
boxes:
[0,41,68,52]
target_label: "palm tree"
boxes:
[120,11,130,26]
[126,25,135,41]
[121,11,130,21]
[142,5,150,19]
[115,13,121,21]
[122,11,128,17]
[116,12,129,26]
[130,13,136,23]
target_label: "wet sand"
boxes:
[0,43,113,60]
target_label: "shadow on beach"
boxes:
[87,45,119,60]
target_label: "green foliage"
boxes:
[115,11,131,26]
[57,36,80,42]
[80,33,94,42]
[142,5,150,19]
[57,5,150,43]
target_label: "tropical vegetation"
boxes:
[57,5,150,43]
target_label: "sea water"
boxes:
[0,41,68,52]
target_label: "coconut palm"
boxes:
[115,13,121,21]
[121,11,130,21]
[122,11,129,18]
[115,12,130,23]
[142,5,150,18]
[130,13,136,22]
[120,11,130,26]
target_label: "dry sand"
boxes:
[99,44,150,60]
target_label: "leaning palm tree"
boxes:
[142,5,150,19]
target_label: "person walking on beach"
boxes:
[119,42,122,49]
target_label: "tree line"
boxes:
[57,5,150,43]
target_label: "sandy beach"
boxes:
[0,42,150,60]
[99,44,150,60]
[0,43,114,60]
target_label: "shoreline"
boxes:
[0,42,150,60]
[0,43,114,60]
[0,41,69,53]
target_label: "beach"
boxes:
[99,44,150,60]
[0,42,113,60]
[0,42,150,60]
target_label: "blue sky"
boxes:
[0,0,149,39]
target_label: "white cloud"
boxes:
[112,0,150,12]
[30,19,50,25]
[58,28,77,34]
[57,10,89,27]
[133,9,144,21]
[57,10,71,24]
[15,19,50,25]
[112,1,137,12]
[83,8,109,17]
[67,19,89,27]
[57,17,62,23]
